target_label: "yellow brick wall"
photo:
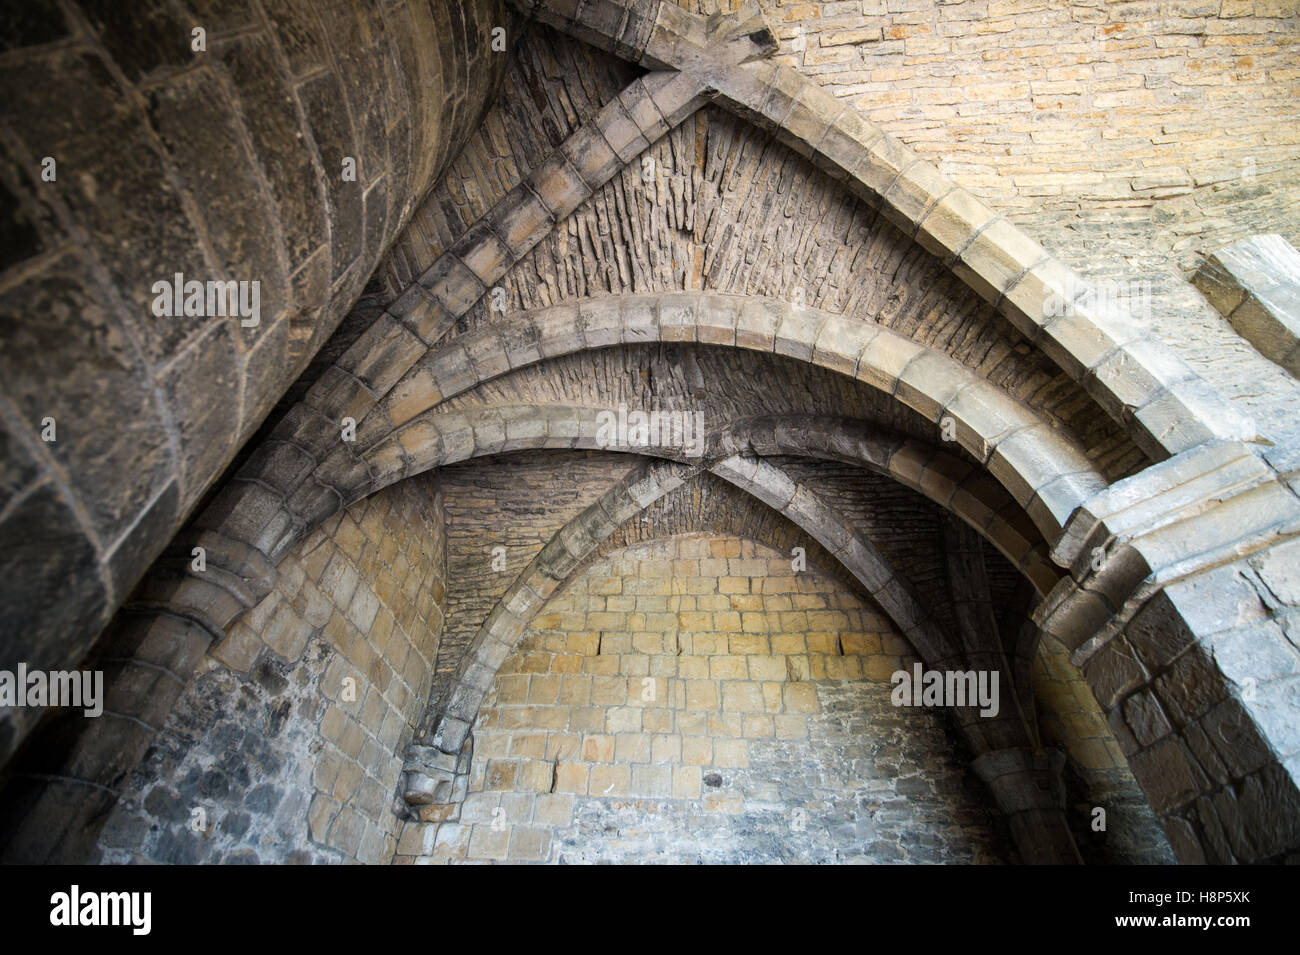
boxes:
[408,534,1017,864]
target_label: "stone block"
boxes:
[492,185,555,257]
[529,151,591,220]
[418,254,484,320]
[952,217,1048,306]
[916,188,999,263]
[880,160,951,236]
[856,328,925,396]
[1192,234,1300,376]
[854,133,915,199]
[451,220,514,287]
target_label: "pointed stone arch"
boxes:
[339,293,1108,539]
[507,0,1255,459]
[356,403,1062,596]
[406,451,1082,862]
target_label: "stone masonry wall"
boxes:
[428,452,640,724]
[394,534,1015,863]
[1032,635,1176,862]
[0,0,506,762]
[752,0,1300,224]
[97,472,446,864]
[743,0,1300,442]
[380,23,637,294]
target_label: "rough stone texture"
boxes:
[95,473,446,865]
[0,0,507,751]
[441,105,1147,472]
[1033,635,1175,864]
[387,455,1092,862]
[428,453,641,720]
[484,1,1255,452]
[1038,439,1300,862]
[754,0,1300,440]
[402,449,1028,736]
[1192,233,1300,375]
[379,25,639,293]
[5,0,1300,867]
[394,535,1017,864]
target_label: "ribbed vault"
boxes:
[6,0,1299,869]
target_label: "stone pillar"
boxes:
[973,748,1081,865]
[1036,439,1300,863]
[0,0,507,760]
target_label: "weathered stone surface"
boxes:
[90,474,446,866]
[0,0,509,776]
[1193,235,1300,377]
[7,0,1300,870]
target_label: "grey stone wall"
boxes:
[545,679,1012,865]
[0,0,506,759]
[4,0,1299,866]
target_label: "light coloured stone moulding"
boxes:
[1193,234,1300,378]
